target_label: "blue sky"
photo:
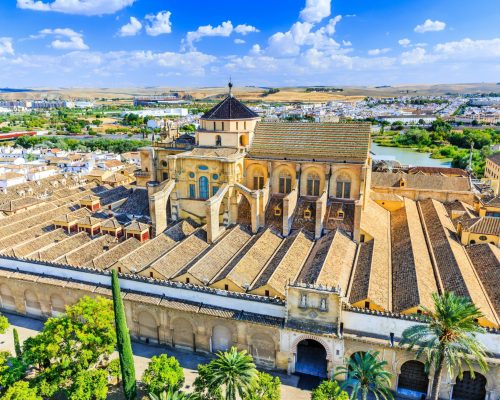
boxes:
[0,0,499,87]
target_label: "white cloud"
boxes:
[38,28,89,50]
[300,0,331,23]
[118,16,142,37]
[342,40,352,46]
[368,48,390,56]
[0,38,14,56]
[414,19,446,33]
[234,39,246,44]
[16,0,135,16]
[145,11,172,37]
[401,47,430,64]
[183,21,233,51]
[434,38,500,59]
[234,24,259,35]
[398,38,411,47]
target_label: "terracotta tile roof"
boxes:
[486,152,500,166]
[30,231,91,261]
[179,224,252,284]
[87,237,142,270]
[56,235,117,266]
[371,171,471,192]
[251,229,314,296]
[7,229,69,258]
[116,189,149,216]
[408,166,468,177]
[114,220,196,272]
[101,217,122,229]
[461,217,500,236]
[201,95,258,120]
[467,244,500,314]
[349,241,374,305]
[249,122,371,162]
[390,199,437,313]
[419,199,498,325]
[77,216,102,226]
[125,220,150,232]
[213,228,283,290]
[0,197,41,212]
[149,228,209,278]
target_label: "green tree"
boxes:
[0,314,8,334]
[12,329,21,359]
[244,371,280,400]
[202,347,257,400]
[108,358,121,383]
[311,380,349,400]
[23,296,115,398]
[68,369,108,400]
[0,352,27,391]
[335,351,393,400]
[111,269,137,400]
[0,381,41,400]
[400,292,488,400]
[192,364,223,400]
[143,354,185,395]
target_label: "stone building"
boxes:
[0,87,498,399]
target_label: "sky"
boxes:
[0,0,499,88]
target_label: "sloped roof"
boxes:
[462,217,500,235]
[371,172,471,192]
[201,95,258,120]
[486,152,500,166]
[249,122,371,162]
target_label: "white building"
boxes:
[0,172,26,188]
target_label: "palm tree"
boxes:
[205,346,257,400]
[400,292,488,400]
[149,388,190,400]
[335,351,393,400]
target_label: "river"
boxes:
[371,141,452,168]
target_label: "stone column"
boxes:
[250,192,260,233]
[205,201,220,243]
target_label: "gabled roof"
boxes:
[462,217,500,235]
[249,122,371,163]
[486,152,500,166]
[201,95,259,120]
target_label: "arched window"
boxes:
[199,176,209,200]
[215,135,222,146]
[307,173,321,196]
[335,173,351,199]
[253,173,264,190]
[279,171,292,194]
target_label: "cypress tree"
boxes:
[111,269,136,400]
[13,328,22,359]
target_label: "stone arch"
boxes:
[452,371,487,400]
[211,324,233,353]
[397,360,429,397]
[291,334,333,361]
[300,165,325,196]
[272,164,296,194]
[172,317,195,350]
[246,163,268,190]
[50,293,66,316]
[138,310,159,343]
[24,289,42,317]
[249,333,276,368]
[0,284,16,311]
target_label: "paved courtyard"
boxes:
[0,313,311,400]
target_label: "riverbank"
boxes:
[371,141,452,167]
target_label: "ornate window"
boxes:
[278,171,292,194]
[199,176,209,200]
[189,184,196,199]
[253,174,264,190]
[335,173,351,199]
[306,173,320,196]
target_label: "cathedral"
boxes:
[0,84,498,399]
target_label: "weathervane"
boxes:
[228,77,233,97]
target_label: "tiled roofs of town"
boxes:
[486,152,500,165]
[56,235,117,267]
[461,217,500,235]
[30,231,92,262]
[201,95,259,120]
[116,189,149,216]
[87,237,142,270]
[0,196,42,212]
[371,171,471,192]
[249,122,371,163]
[408,166,468,177]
